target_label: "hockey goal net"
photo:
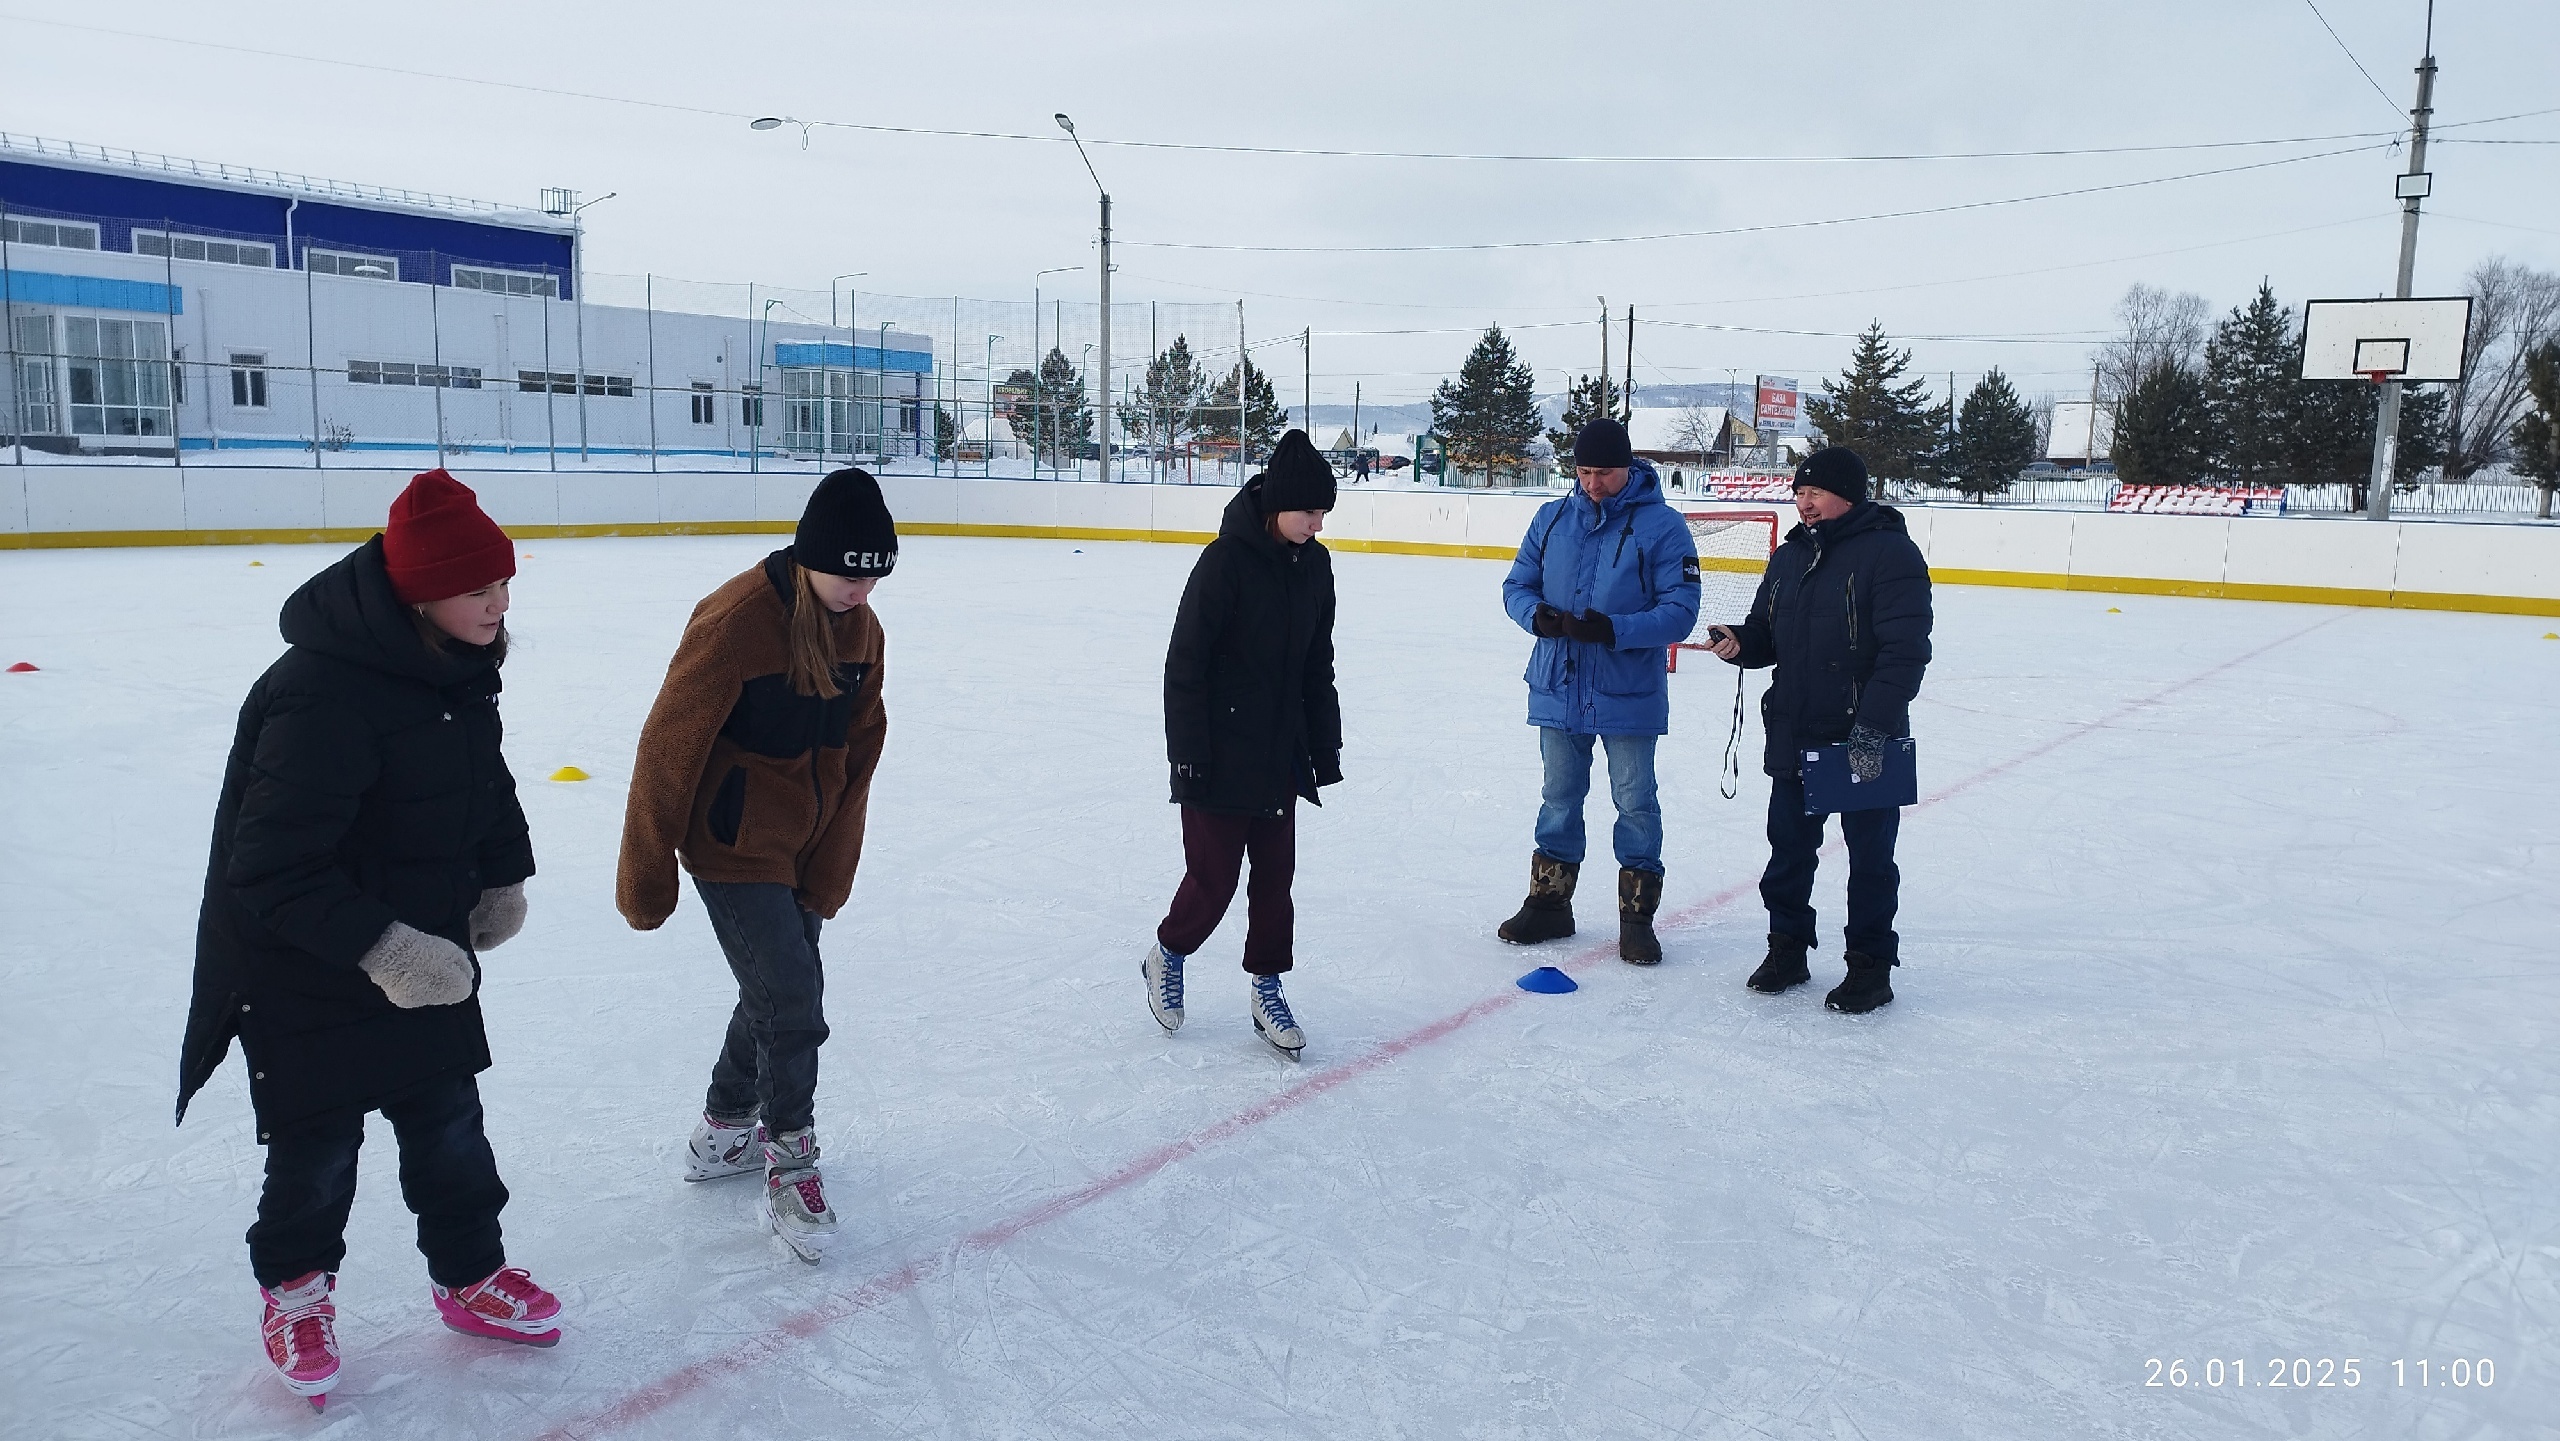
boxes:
[1668,509,1781,672]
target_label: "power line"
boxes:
[1122,146,2392,254]
[2298,0,2410,120]
[8,12,2551,170]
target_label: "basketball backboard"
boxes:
[2299,297,2472,383]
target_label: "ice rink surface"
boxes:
[2,531,2553,1440]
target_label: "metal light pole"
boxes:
[831,273,866,331]
[986,333,1003,473]
[2367,2,2439,521]
[754,297,781,474]
[1033,265,1082,475]
[1056,115,1111,482]
[563,191,616,464]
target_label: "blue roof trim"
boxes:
[775,341,932,374]
[0,268,183,314]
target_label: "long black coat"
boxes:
[1732,501,1934,777]
[178,537,534,1136]
[1163,481,1344,817]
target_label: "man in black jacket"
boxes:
[1705,446,1932,1012]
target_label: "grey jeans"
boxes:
[695,879,829,1134]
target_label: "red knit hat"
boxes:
[383,470,516,605]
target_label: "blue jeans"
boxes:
[1533,729,1663,874]
[696,879,830,1135]
[1761,774,1901,962]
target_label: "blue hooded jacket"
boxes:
[1502,458,1701,736]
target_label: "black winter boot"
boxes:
[1617,868,1664,965]
[1746,934,1811,993]
[1497,853,1578,944]
[1824,951,1896,1014]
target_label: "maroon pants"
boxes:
[1157,803,1296,974]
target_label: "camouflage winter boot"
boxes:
[1497,853,1578,945]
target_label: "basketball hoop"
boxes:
[2359,370,2401,387]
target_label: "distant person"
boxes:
[1148,428,1342,1060]
[1353,450,1372,484]
[1497,417,1701,964]
[1703,446,1932,1013]
[617,468,894,1262]
[179,470,561,1411]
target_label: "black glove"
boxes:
[1171,762,1211,804]
[1559,609,1616,646]
[1531,603,1567,638]
[1847,723,1887,783]
[1312,749,1344,787]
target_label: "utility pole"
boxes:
[1058,115,1111,483]
[1597,296,1609,419]
[1302,326,1311,438]
[1623,306,1636,421]
[2367,1,2438,522]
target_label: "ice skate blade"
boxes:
[441,1315,563,1347]
[309,1395,327,1413]
[761,1195,834,1264]
[683,1161,757,1182]
[1253,1023,1304,1062]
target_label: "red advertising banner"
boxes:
[1754,375,1800,436]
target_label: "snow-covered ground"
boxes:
[1,535,2552,1440]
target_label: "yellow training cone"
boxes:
[2545,633,2558,640]
[2107,607,2122,613]
[549,766,591,782]
[249,560,264,567]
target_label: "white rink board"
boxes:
[1,536,2553,1439]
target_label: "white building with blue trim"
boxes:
[2,135,936,461]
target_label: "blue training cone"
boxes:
[1517,965,1577,994]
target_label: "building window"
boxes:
[515,371,630,396]
[452,265,559,298]
[172,346,187,405]
[690,382,716,424]
[65,316,173,437]
[134,230,275,268]
[230,353,269,409]
[12,316,57,433]
[307,249,398,281]
[741,384,763,428]
[349,359,481,389]
[1,216,100,251]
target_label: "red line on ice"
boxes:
[533,615,2335,1440]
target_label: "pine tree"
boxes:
[1803,322,1936,492]
[2511,341,2560,518]
[1029,347,1093,463]
[2110,361,2211,485]
[1123,334,1208,457]
[2289,380,2449,504]
[1546,372,1625,453]
[1201,354,1286,462]
[2201,282,2297,484]
[1430,326,1544,477]
[934,405,958,461]
[1949,368,2037,500]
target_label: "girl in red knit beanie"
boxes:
[179,469,560,1409]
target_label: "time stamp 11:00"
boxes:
[2144,1357,2495,1390]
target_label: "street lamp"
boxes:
[1055,113,1112,482]
[1032,265,1083,475]
[753,296,783,473]
[750,116,813,148]
[556,190,616,463]
[831,273,867,332]
[984,333,1004,471]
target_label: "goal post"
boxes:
[1669,509,1781,673]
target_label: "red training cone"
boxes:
[6,662,37,673]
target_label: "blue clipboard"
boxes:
[1801,738,1917,815]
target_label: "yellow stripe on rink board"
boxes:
[7,521,2557,617]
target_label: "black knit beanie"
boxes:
[1794,446,1870,503]
[1572,417,1634,469]
[793,467,899,578]
[1259,429,1337,514]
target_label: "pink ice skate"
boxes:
[259,1270,341,1411]
[431,1266,562,1347]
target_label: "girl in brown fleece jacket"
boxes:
[615,468,894,1262]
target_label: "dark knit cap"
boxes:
[1572,417,1633,469]
[1259,429,1337,514]
[1794,446,1870,502]
[792,468,898,578]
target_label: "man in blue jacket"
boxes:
[1704,446,1932,1012]
[1498,418,1701,964]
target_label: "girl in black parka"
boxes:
[178,471,560,1410]
[1147,429,1342,1059]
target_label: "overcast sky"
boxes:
[6,0,2555,410]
